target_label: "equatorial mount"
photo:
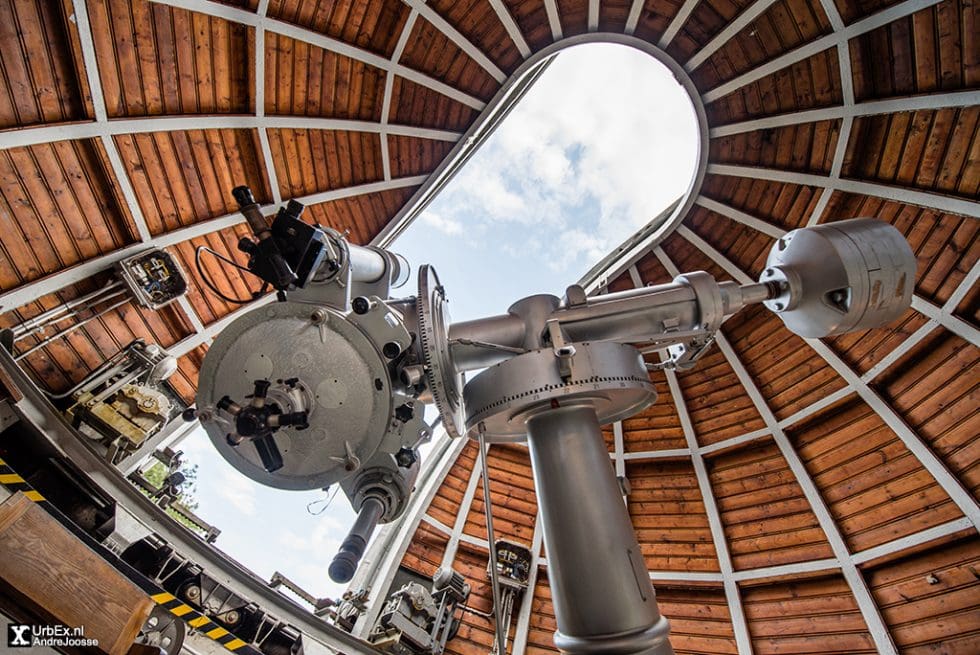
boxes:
[194,188,917,654]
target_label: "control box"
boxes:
[116,249,188,310]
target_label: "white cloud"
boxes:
[421,210,464,236]
[419,43,698,279]
[215,468,258,516]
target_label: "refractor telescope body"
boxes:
[194,190,916,654]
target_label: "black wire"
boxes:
[194,245,268,305]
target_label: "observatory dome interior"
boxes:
[0,1,976,655]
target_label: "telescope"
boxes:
[195,186,915,655]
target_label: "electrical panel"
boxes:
[117,249,188,310]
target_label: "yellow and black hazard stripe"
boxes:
[0,456,46,502]
[0,456,262,655]
[149,591,253,652]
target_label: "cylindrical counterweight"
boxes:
[329,496,386,583]
[526,405,673,655]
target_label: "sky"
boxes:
[175,42,699,606]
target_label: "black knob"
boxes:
[395,447,418,468]
[352,296,371,314]
[252,379,271,399]
[232,186,255,207]
[284,199,305,219]
[237,237,256,254]
[278,411,309,429]
[181,408,198,422]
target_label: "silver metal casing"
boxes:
[760,218,916,337]
[196,301,393,490]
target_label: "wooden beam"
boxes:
[675,225,752,284]
[776,387,856,428]
[488,0,532,58]
[662,359,755,655]
[628,265,645,288]
[510,515,543,655]
[380,9,421,183]
[254,23,282,204]
[175,295,208,341]
[297,175,427,207]
[676,228,980,531]
[544,0,563,40]
[621,448,692,460]
[850,517,975,564]
[0,116,462,151]
[696,428,773,456]
[400,0,506,82]
[657,0,698,46]
[709,90,980,137]
[817,0,845,30]
[656,244,896,653]
[707,163,980,219]
[806,21,853,226]
[684,0,781,71]
[703,0,942,103]
[648,571,724,582]
[715,333,898,654]
[149,0,486,110]
[625,0,645,36]
[910,296,979,345]
[612,421,627,479]
[694,195,785,238]
[439,454,485,569]
[730,558,840,582]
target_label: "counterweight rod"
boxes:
[478,425,508,655]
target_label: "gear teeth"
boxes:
[417,265,464,438]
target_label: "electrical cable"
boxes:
[307,485,341,516]
[194,245,269,305]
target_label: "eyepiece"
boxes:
[232,186,255,208]
[328,497,385,583]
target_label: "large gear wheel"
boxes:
[417,264,466,438]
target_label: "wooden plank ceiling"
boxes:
[0,0,976,653]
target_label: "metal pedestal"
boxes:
[526,405,673,655]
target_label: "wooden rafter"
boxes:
[672,223,980,531]
[702,0,943,103]
[148,0,487,110]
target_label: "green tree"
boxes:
[140,460,207,534]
